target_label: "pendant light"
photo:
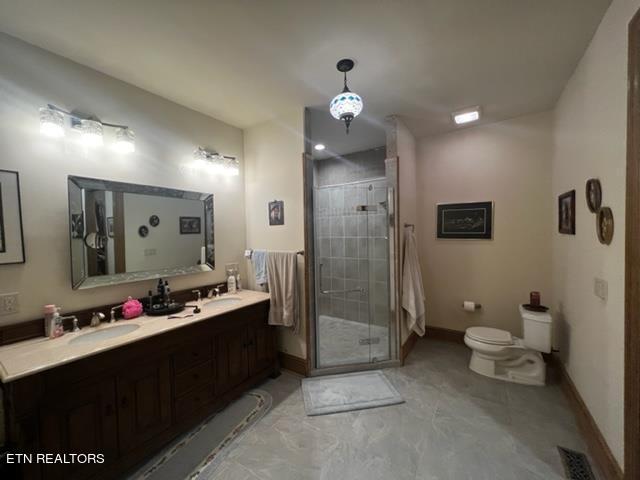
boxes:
[329,58,363,134]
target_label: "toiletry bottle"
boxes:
[227,273,237,294]
[51,312,65,339]
[43,304,58,338]
[237,273,242,291]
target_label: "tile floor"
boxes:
[213,339,594,480]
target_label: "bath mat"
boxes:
[127,390,272,480]
[302,370,404,416]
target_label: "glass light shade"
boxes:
[39,107,65,138]
[113,127,135,153]
[79,119,104,147]
[329,91,363,120]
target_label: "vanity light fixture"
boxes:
[114,127,135,154]
[314,143,326,151]
[193,147,239,176]
[38,104,135,153]
[329,58,363,134]
[453,107,481,125]
[39,106,65,138]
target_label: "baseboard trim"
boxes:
[400,331,419,364]
[551,355,623,480]
[425,325,465,344]
[278,352,307,376]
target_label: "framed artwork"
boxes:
[180,216,201,234]
[558,190,576,235]
[0,170,25,264]
[436,201,493,239]
[149,215,160,227]
[268,200,285,226]
[597,207,614,245]
[107,217,114,238]
[586,179,602,213]
[138,225,149,238]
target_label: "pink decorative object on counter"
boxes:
[122,296,143,319]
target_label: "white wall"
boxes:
[417,111,553,336]
[0,33,246,324]
[243,110,306,359]
[551,0,638,466]
[123,193,204,272]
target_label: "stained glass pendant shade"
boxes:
[329,59,363,134]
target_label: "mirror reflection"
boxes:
[68,176,214,289]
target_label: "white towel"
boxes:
[402,229,426,336]
[266,251,299,332]
[251,249,268,285]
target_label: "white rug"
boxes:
[302,370,404,416]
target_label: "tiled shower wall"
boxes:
[314,178,390,328]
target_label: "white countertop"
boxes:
[0,289,270,383]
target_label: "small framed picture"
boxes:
[436,201,493,239]
[558,190,576,235]
[585,179,602,213]
[0,170,25,264]
[180,216,201,234]
[269,200,285,226]
[107,217,114,238]
[597,206,614,245]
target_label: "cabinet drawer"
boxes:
[173,341,212,373]
[174,360,214,397]
[174,383,214,422]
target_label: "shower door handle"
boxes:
[318,263,366,295]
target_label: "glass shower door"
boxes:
[314,179,392,369]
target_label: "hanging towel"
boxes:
[251,249,268,286]
[266,251,299,332]
[402,228,426,336]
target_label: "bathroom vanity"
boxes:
[0,290,277,480]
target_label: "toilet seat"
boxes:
[465,327,513,346]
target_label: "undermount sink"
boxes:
[204,296,242,307]
[69,324,140,345]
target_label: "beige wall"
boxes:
[551,0,638,466]
[0,33,246,325]
[243,110,307,359]
[417,111,553,337]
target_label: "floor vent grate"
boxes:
[557,446,596,480]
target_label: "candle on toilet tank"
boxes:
[530,291,541,306]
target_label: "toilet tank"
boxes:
[519,305,552,353]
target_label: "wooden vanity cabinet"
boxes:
[2,300,277,480]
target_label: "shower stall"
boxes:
[305,108,400,374]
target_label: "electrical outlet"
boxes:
[0,293,19,315]
[594,278,608,301]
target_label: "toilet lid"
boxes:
[466,327,513,345]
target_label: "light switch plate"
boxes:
[0,293,19,315]
[594,278,608,301]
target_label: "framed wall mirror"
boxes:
[68,176,214,289]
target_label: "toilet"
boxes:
[464,305,552,386]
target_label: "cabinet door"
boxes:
[40,379,118,480]
[249,320,276,376]
[216,326,249,394]
[117,358,171,453]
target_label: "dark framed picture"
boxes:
[138,225,149,238]
[597,206,614,245]
[586,179,602,213]
[558,190,576,235]
[436,201,493,239]
[149,215,160,227]
[107,217,114,238]
[269,200,285,226]
[180,216,201,234]
[0,170,25,264]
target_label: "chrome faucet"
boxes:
[90,312,105,327]
[207,286,222,298]
[110,304,124,323]
[192,289,202,302]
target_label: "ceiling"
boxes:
[0,0,611,137]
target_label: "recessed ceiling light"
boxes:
[314,143,326,151]
[453,107,481,125]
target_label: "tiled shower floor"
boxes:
[213,338,595,480]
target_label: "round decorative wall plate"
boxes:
[138,225,149,238]
[149,215,160,227]
[586,178,602,213]
[596,207,614,245]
